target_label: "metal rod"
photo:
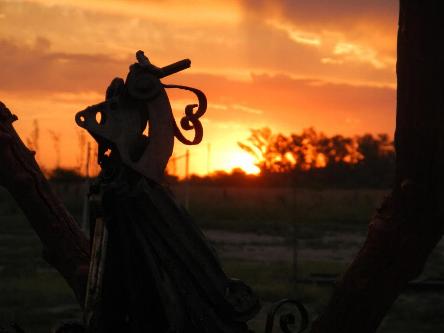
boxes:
[159,59,191,78]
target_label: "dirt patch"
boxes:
[204,229,365,263]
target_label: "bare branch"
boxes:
[0,101,90,305]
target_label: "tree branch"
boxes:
[0,101,90,305]
[310,1,444,331]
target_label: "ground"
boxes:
[1,184,444,332]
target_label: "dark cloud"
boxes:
[240,0,398,30]
[0,38,129,93]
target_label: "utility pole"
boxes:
[171,153,177,175]
[207,143,211,175]
[81,142,91,233]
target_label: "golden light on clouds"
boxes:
[0,0,398,176]
[267,20,322,47]
[333,42,391,69]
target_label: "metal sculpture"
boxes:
[75,51,205,183]
[76,51,261,333]
[265,299,309,333]
[75,51,308,333]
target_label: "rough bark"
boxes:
[310,1,444,332]
[0,101,90,305]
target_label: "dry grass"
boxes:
[2,185,444,332]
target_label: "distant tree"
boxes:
[357,133,393,163]
[238,127,292,173]
[355,134,395,187]
[187,168,260,187]
[239,127,394,188]
[26,119,39,154]
[288,128,322,170]
[48,130,61,169]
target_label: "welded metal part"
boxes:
[74,51,272,333]
[75,51,206,183]
[84,217,107,332]
[264,299,309,333]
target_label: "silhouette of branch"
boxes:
[310,1,444,332]
[0,101,90,305]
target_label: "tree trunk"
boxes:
[310,1,444,332]
[0,102,90,305]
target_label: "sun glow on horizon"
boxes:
[218,150,261,175]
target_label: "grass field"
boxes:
[1,184,444,332]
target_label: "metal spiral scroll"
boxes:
[163,84,207,145]
[264,299,309,333]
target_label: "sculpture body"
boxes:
[76,51,260,332]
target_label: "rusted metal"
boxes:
[83,217,107,330]
[75,51,206,183]
[265,299,309,333]
[76,51,260,332]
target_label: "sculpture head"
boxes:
[75,51,206,182]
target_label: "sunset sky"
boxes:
[0,0,399,176]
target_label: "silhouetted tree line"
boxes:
[236,127,395,188]
[180,128,394,189]
[181,168,259,187]
[48,127,395,188]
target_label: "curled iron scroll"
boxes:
[163,84,207,145]
[265,299,309,333]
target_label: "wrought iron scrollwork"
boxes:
[264,299,309,333]
[163,84,207,145]
[75,51,207,182]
